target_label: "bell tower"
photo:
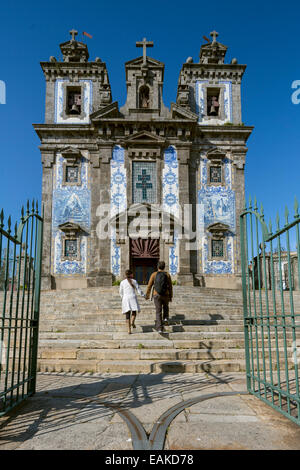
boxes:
[120,38,168,118]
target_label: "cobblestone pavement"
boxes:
[0,372,300,450]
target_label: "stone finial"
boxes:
[70,29,78,42]
[59,29,89,63]
[186,57,193,63]
[210,30,219,44]
[199,31,228,64]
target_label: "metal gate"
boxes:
[240,197,300,425]
[0,201,43,415]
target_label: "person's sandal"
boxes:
[131,323,136,328]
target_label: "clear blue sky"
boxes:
[1,0,300,233]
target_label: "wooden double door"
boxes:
[130,238,159,285]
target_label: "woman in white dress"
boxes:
[119,269,145,334]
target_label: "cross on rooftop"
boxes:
[136,37,154,65]
[70,29,78,41]
[210,30,219,44]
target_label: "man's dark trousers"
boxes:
[153,294,169,330]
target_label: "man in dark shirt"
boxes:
[145,261,173,333]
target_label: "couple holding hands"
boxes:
[119,261,173,334]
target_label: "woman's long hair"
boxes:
[125,269,134,288]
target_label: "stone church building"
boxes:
[34,30,253,290]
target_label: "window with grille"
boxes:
[210,166,222,183]
[132,161,156,203]
[212,239,224,258]
[64,239,78,259]
[66,166,79,183]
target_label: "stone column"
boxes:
[177,144,194,285]
[40,149,55,290]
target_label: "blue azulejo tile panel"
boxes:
[111,146,126,218]
[195,80,209,123]
[200,157,232,189]
[111,228,121,276]
[169,230,179,276]
[53,232,87,275]
[110,146,126,276]
[163,146,179,275]
[132,161,156,204]
[202,235,234,274]
[52,154,91,275]
[55,79,93,124]
[198,187,235,230]
[196,80,232,124]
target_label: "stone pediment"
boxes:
[60,39,89,63]
[125,56,164,68]
[207,222,230,234]
[122,131,166,146]
[58,221,83,234]
[206,148,226,162]
[60,146,82,164]
[171,103,198,121]
[90,102,120,121]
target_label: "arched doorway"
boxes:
[130,238,159,284]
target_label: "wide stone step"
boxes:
[37,357,296,374]
[37,346,294,362]
[38,324,244,337]
[37,358,244,373]
[38,336,293,351]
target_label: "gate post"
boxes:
[240,210,251,391]
[28,209,43,396]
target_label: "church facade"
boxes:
[34,30,253,290]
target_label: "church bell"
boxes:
[69,104,80,115]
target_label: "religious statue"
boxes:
[139,85,150,108]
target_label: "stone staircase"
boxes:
[36,286,299,374]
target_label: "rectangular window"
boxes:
[66,166,79,183]
[212,239,224,258]
[64,239,78,259]
[207,88,220,117]
[210,166,222,183]
[132,161,156,203]
[66,87,81,115]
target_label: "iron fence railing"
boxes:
[240,197,300,426]
[0,201,43,416]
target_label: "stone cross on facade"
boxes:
[210,30,219,44]
[136,37,154,65]
[70,29,78,42]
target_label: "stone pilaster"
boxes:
[98,145,113,285]
[177,144,194,285]
[40,149,55,290]
[87,151,101,287]
[233,150,247,286]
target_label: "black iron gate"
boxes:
[240,197,300,425]
[0,201,43,415]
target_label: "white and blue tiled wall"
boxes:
[52,153,91,275]
[198,155,235,274]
